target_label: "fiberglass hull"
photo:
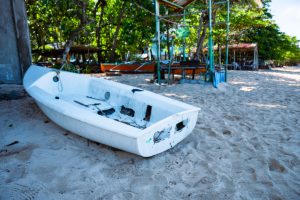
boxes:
[23,65,200,157]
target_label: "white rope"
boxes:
[57,74,63,93]
[133,2,181,26]
[133,2,205,29]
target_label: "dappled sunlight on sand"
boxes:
[258,67,300,82]
[245,102,287,109]
[240,86,256,92]
[231,81,258,85]
[273,66,300,73]
[164,93,190,99]
[266,72,300,82]
[288,83,300,87]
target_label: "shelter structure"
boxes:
[227,43,258,70]
[154,0,230,87]
[154,0,196,84]
[204,43,259,70]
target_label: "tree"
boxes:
[26,0,299,65]
[240,0,300,64]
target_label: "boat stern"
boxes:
[136,108,199,157]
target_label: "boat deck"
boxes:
[61,94,150,129]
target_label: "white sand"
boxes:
[1,67,299,199]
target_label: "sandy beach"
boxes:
[0,66,299,199]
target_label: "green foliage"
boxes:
[26,0,299,64]
[237,2,300,63]
[176,27,191,39]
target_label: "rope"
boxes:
[133,2,206,28]
[59,63,66,71]
[160,10,207,18]
[58,77,63,92]
[132,2,181,26]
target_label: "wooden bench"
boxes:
[161,61,207,80]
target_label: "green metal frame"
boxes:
[208,0,214,77]
[225,0,230,82]
[154,0,194,84]
[208,0,230,82]
[183,9,186,62]
[154,0,230,85]
[154,0,161,84]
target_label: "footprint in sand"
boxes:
[129,177,161,199]
[0,143,36,162]
[103,163,138,179]
[4,164,26,183]
[224,115,242,121]
[238,122,253,131]
[223,129,232,136]
[269,159,286,173]
[33,165,58,183]
[201,127,218,137]
[248,167,257,181]
[101,192,138,200]
[0,183,45,200]
[47,139,64,150]
[199,175,217,184]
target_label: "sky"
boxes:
[269,0,300,40]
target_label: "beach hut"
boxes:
[203,43,259,70]
[227,43,259,70]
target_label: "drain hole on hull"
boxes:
[176,119,188,132]
[53,76,59,82]
[144,105,152,121]
[120,106,135,117]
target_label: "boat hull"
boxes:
[36,101,139,154]
[23,65,200,157]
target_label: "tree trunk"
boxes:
[166,22,170,60]
[195,12,208,62]
[109,1,126,62]
[62,1,93,66]
[94,0,107,63]
[195,8,217,63]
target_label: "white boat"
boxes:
[23,65,200,157]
